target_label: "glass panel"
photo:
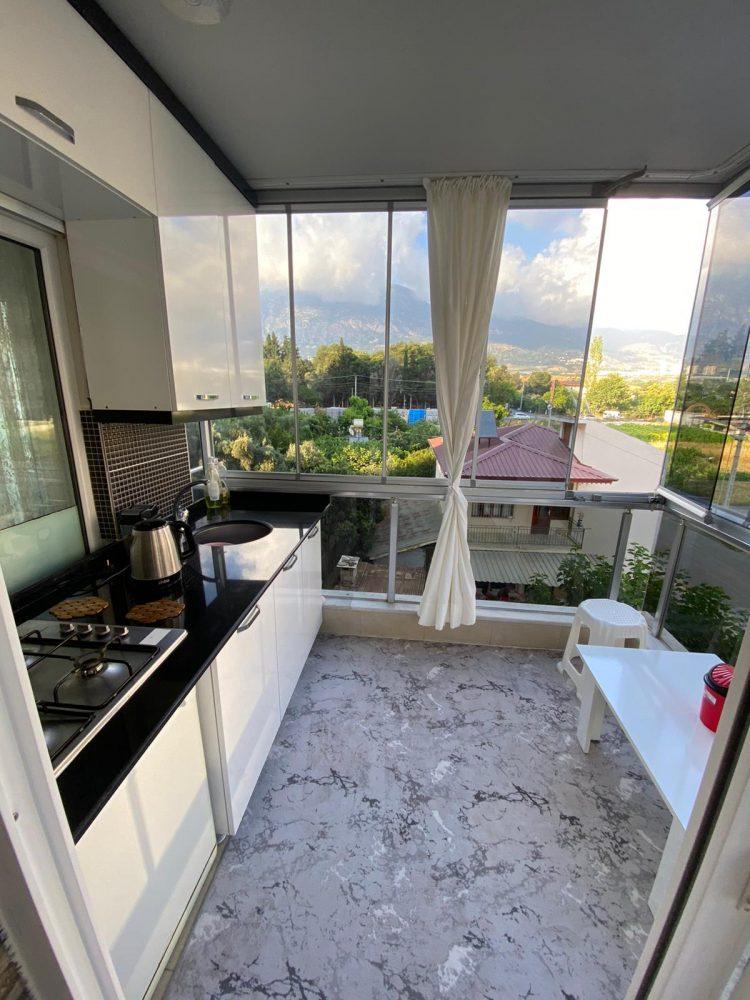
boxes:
[487,207,604,490]
[0,235,84,592]
[615,510,671,615]
[390,497,627,605]
[386,211,439,478]
[665,191,750,506]
[212,214,296,473]
[185,421,204,477]
[321,497,387,593]
[577,200,707,495]
[662,528,749,664]
[713,359,750,519]
[294,211,388,476]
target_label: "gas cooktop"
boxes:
[18,619,187,775]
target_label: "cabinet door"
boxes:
[226,215,266,408]
[0,0,156,212]
[76,690,215,1000]
[213,591,280,834]
[273,548,307,716]
[158,215,233,411]
[301,526,323,654]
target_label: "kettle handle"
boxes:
[171,520,196,560]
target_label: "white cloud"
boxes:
[257,212,388,305]
[592,199,708,336]
[494,209,604,327]
[257,200,708,337]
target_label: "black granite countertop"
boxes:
[13,491,329,842]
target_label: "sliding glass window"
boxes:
[0,236,84,592]
[576,200,707,496]
[387,210,439,478]
[293,211,388,477]
[479,207,605,493]
[664,189,750,509]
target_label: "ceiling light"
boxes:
[160,0,232,25]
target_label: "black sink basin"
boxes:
[194,521,272,546]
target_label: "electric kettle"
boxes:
[128,516,196,583]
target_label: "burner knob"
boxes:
[94,624,111,637]
[112,625,129,639]
[60,622,75,635]
[75,623,93,636]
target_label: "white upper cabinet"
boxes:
[66,95,266,416]
[226,215,266,408]
[0,0,156,213]
[158,215,233,411]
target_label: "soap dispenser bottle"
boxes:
[217,460,230,508]
[206,457,222,510]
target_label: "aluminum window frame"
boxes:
[227,200,614,493]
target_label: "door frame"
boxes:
[0,570,122,997]
[0,209,100,551]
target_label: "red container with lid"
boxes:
[700,663,734,732]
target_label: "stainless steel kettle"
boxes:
[129,516,195,583]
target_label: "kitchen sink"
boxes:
[193,521,272,546]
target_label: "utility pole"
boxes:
[354,374,358,397]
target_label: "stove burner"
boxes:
[74,651,109,677]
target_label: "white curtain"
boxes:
[418,175,511,630]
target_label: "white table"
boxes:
[576,645,718,915]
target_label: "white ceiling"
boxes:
[96,0,750,190]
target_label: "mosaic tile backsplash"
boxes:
[80,413,191,540]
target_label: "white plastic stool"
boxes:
[558,599,649,696]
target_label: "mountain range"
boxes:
[260,284,684,377]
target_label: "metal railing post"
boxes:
[653,520,686,636]
[608,509,632,600]
[286,206,301,477]
[381,204,393,481]
[387,498,398,602]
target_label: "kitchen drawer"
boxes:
[76,689,215,999]
[0,0,156,212]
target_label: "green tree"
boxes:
[389,343,437,407]
[633,379,677,419]
[482,396,510,422]
[483,358,520,408]
[544,385,577,416]
[585,373,632,414]
[584,334,604,394]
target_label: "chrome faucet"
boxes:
[172,479,207,523]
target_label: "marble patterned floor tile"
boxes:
[166,637,668,1000]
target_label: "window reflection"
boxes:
[665,191,750,507]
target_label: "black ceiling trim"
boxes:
[66,0,258,207]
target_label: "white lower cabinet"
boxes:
[274,528,323,716]
[76,689,215,1000]
[301,526,324,641]
[198,589,281,836]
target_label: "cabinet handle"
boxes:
[308,526,319,538]
[237,606,260,632]
[15,96,75,144]
[282,553,298,571]
[195,393,220,401]
[241,393,259,401]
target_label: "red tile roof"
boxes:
[429,422,616,484]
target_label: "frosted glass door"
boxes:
[0,236,84,593]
